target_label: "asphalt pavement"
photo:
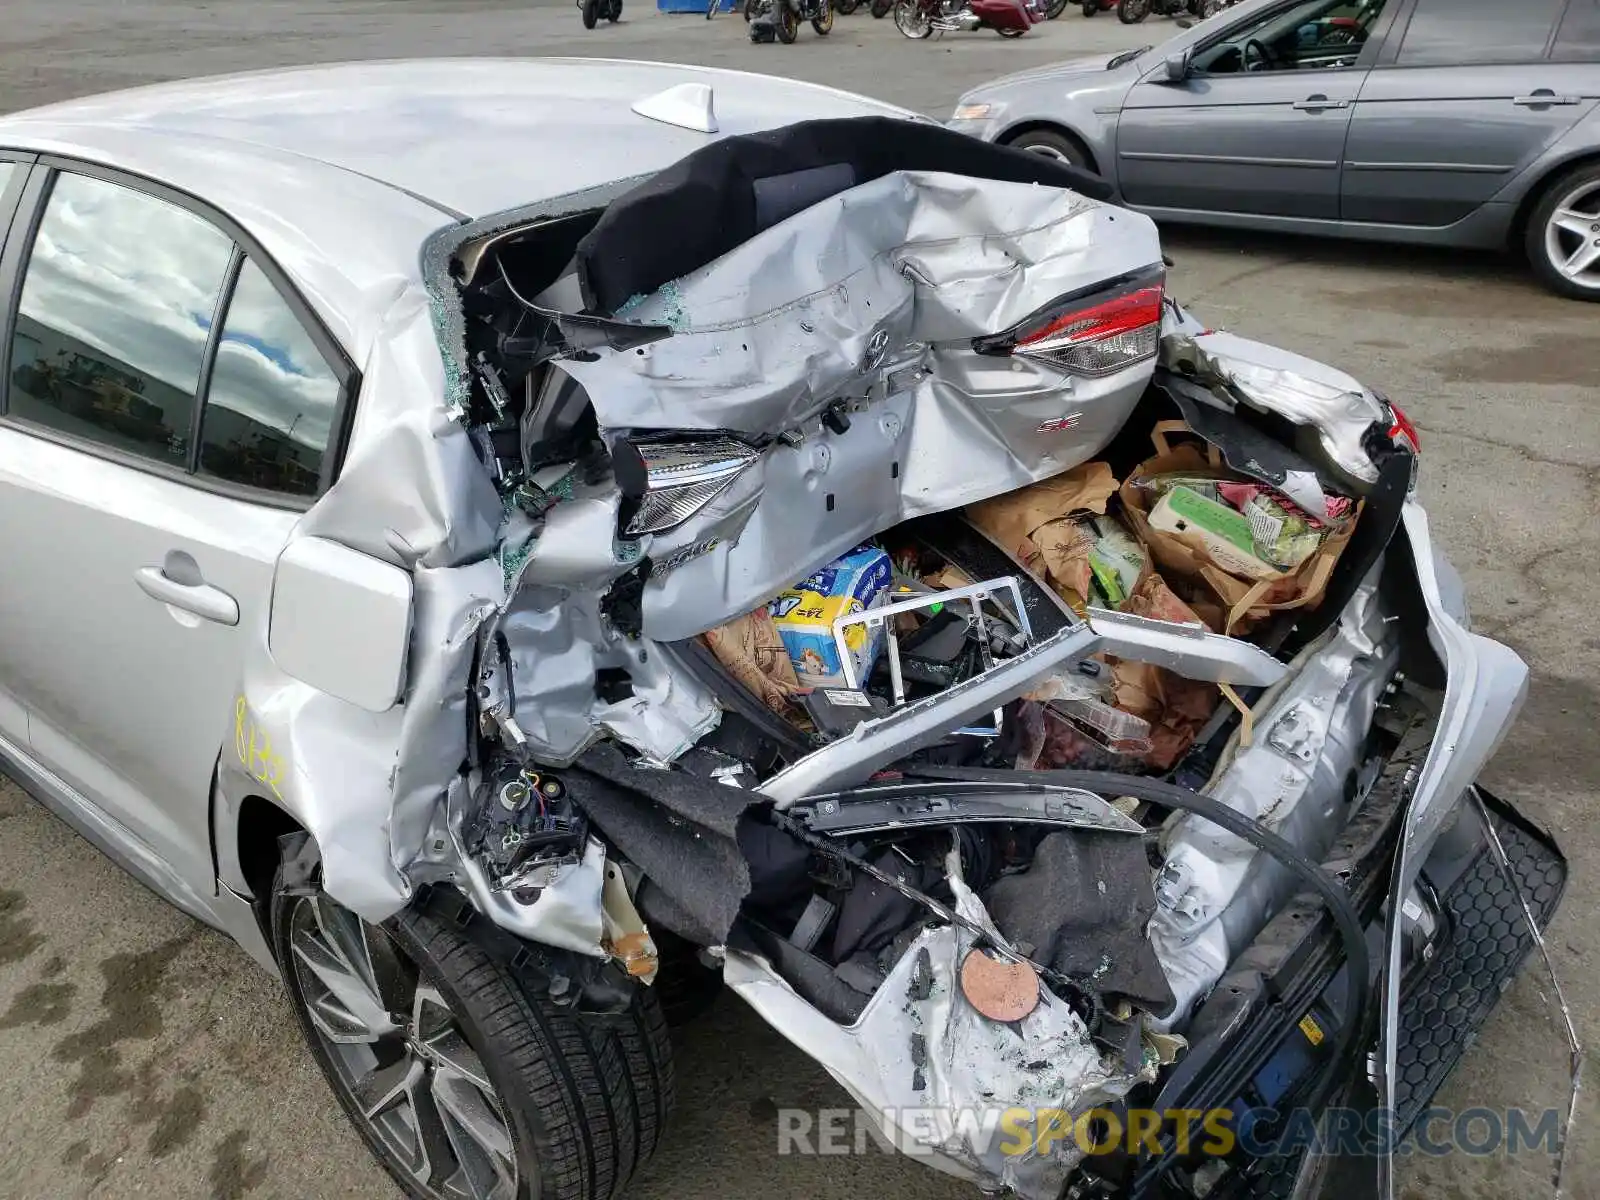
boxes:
[1,4,1598,1199]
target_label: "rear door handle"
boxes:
[1513,91,1581,107]
[1293,95,1350,112]
[135,562,239,626]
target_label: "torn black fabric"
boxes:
[982,830,1175,1016]
[574,116,1114,315]
[830,849,941,963]
[565,742,787,946]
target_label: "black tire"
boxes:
[1117,0,1148,20]
[776,2,799,39]
[1007,128,1092,171]
[272,860,675,1200]
[998,23,1027,33]
[871,0,893,18]
[1046,0,1070,18]
[1524,161,1600,302]
[812,0,833,32]
[583,0,600,26]
[836,0,861,13]
[652,932,724,1027]
[743,0,756,20]
[608,0,622,20]
[705,0,718,19]
[1081,0,1098,13]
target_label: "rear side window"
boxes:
[7,172,233,468]
[1395,0,1563,64]
[1553,0,1600,59]
[0,162,17,200]
[197,258,340,498]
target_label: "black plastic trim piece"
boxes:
[187,245,246,474]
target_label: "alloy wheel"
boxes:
[287,895,520,1200]
[1544,178,1600,292]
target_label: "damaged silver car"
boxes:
[0,59,1570,1200]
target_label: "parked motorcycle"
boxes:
[749,0,833,40]
[1117,0,1217,22]
[893,0,1040,37]
[1080,0,1116,12]
[580,0,622,26]
[836,0,861,12]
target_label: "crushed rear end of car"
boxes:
[258,117,1567,1200]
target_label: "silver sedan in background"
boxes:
[947,0,1600,299]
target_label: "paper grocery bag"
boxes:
[966,461,1119,609]
[703,607,801,714]
[1119,422,1361,635]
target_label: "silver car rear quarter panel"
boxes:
[219,285,511,920]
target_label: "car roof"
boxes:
[0,59,912,356]
[0,58,912,220]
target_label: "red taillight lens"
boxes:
[1018,286,1165,350]
[1387,401,1421,454]
[984,268,1166,378]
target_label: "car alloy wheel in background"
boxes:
[1006,129,1090,171]
[1534,168,1600,300]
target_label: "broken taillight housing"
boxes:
[613,436,761,536]
[1387,401,1421,454]
[974,264,1165,378]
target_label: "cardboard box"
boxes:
[769,546,891,688]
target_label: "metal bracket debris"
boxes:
[834,574,1033,737]
[760,623,1101,806]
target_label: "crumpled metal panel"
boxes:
[219,283,511,921]
[1147,566,1400,1029]
[724,840,1148,1199]
[1160,310,1387,487]
[641,388,917,641]
[487,486,723,766]
[563,171,1151,435]
[560,171,1161,641]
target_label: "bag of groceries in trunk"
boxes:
[1118,421,1361,636]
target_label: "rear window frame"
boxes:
[0,153,361,512]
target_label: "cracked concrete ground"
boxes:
[1,3,1597,1199]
